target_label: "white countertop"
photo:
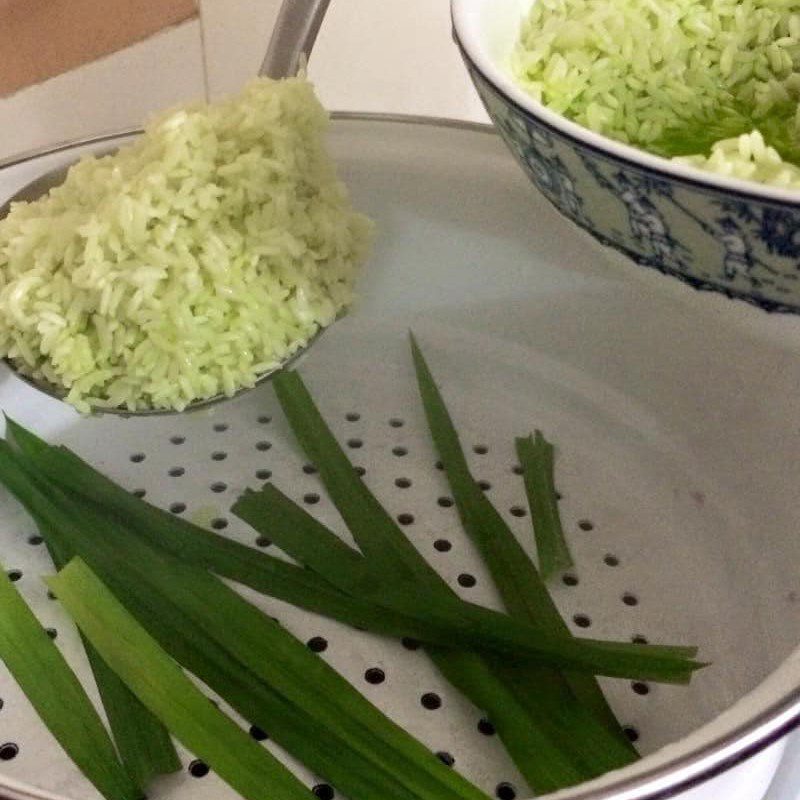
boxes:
[0,2,797,798]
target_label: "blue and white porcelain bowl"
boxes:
[452,0,800,314]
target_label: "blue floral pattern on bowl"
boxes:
[465,63,800,313]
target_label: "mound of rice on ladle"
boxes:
[0,77,372,413]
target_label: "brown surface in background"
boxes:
[0,0,198,97]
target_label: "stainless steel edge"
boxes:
[0,113,494,175]
[0,127,143,172]
[330,110,495,135]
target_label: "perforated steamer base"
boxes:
[0,117,799,800]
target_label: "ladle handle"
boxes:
[259,0,332,79]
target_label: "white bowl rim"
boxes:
[451,0,800,208]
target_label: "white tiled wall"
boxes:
[0,20,205,162]
[307,0,485,120]
[0,0,486,163]
[198,0,486,120]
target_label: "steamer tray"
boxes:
[0,116,798,800]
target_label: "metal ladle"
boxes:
[0,0,333,415]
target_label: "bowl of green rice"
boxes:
[452,0,800,313]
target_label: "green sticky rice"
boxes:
[674,129,800,188]
[512,0,800,187]
[0,77,372,412]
